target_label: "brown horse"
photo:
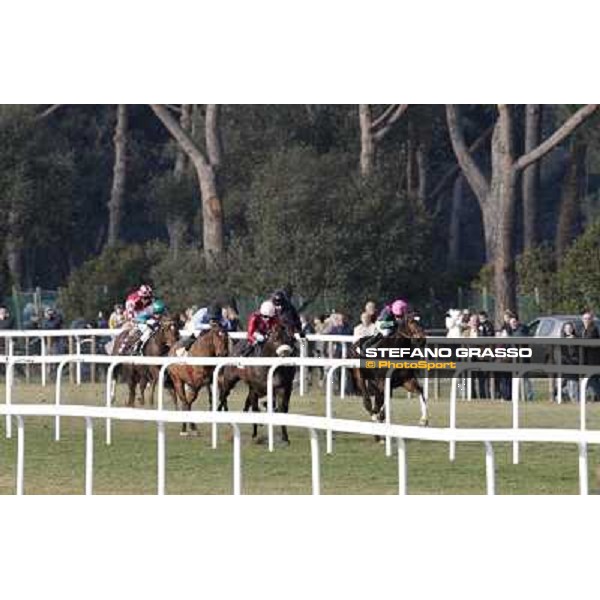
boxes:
[218,322,296,444]
[350,314,429,430]
[167,323,229,436]
[110,316,180,407]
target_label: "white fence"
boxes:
[2,403,599,495]
[2,351,600,495]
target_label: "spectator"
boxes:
[108,304,126,329]
[354,311,376,339]
[364,300,377,324]
[478,311,495,337]
[223,305,241,332]
[96,311,108,329]
[0,306,15,358]
[499,309,516,335]
[0,306,14,330]
[42,306,63,330]
[561,322,579,402]
[312,314,328,387]
[581,310,600,401]
[463,313,479,338]
[477,310,495,399]
[42,307,65,361]
[507,314,533,401]
[300,313,315,337]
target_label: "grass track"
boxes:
[1,377,599,494]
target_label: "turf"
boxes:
[1,375,599,494]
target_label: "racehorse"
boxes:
[350,314,429,434]
[110,316,180,407]
[167,323,229,436]
[218,322,296,445]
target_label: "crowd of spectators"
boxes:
[1,296,599,402]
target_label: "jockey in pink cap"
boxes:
[375,298,410,336]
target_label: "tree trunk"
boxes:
[106,104,128,248]
[166,218,188,258]
[197,163,224,262]
[150,104,225,263]
[359,105,374,178]
[448,175,464,266]
[556,140,587,258]
[167,104,192,257]
[489,115,518,322]
[522,105,542,249]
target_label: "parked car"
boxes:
[526,315,600,365]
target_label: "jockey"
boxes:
[271,289,303,337]
[191,303,228,332]
[243,300,279,356]
[125,284,154,321]
[375,298,410,337]
[131,299,167,354]
[180,304,226,351]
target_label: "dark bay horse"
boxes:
[350,315,429,429]
[218,323,296,444]
[110,316,180,407]
[167,324,229,436]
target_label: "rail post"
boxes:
[325,364,343,454]
[54,358,73,441]
[310,428,320,495]
[40,337,47,387]
[299,338,307,397]
[85,417,94,495]
[384,369,393,457]
[104,361,121,445]
[397,438,407,495]
[5,360,14,439]
[512,373,520,464]
[340,343,347,399]
[232,423,242,495]
[484,441,495,495]
[579,441,589,495]
[75,336,82,385]
[16,415,24,495]
[157,419,166,495]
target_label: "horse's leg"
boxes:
[110,376,117,406]
[355,370,374,417]
[249,390,261,440]
[171,374,188,435]
[279,377,293,445]
[127,369,137,408]
[218,369,239,411]
[186,387,200,435]
[403,375,429,426]
[138,370,147,406]
[148,366,159,407]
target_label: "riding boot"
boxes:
[241,343,255,357]
[182,335,196,351]
[362,333,382,351]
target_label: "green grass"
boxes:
[1,376,599,494]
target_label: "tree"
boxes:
[446,104,598,323]
[150,104,224,262]
[358,104,408,177]
[522,104,542,249]
[106,104,128,248]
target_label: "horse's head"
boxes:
[207,322,229,357]
[155,315,180,351]
[397,313,426,342]
[265,322,295,357]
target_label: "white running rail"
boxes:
[1,403,599,495]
